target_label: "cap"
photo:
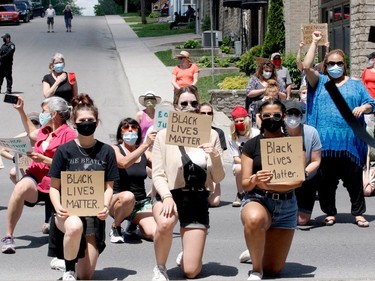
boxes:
[367,52,375,60]
[176,50,190,59]
[271,52,281,60]
[231,105,248,120]
[283,100,303,114]
[138,91,161,106]
[2,33,10,39]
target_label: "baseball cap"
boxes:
[2,33,10,39]
[283,100,303,114]
[271,52,281,60]
[231,105,248,120]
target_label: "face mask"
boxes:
[122,132,138,145]
[273,60,281,68]
[53,63,65,73]
[300,93,307,102]
[327,64,344,79]
[368,60,374,67]
[179,58,184,66]
[235,123,245,132]
[285,115,302,129]
[39,112,52,127]
[262,118,283,132]
[263,71,272,79]
[3,38,6,43]
[145,99,156,107]
[76,121,97,136]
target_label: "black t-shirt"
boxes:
[49,140,119,183]
[113,144,148,201]
[242,134,263,175]
[42,72,74,103]
[212,126,227,151]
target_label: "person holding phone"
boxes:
[1,96,76,254]
[48,94,119,280]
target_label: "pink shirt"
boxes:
[140,110,154,141]
[26,124,76,193]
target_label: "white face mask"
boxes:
[285,115,302,129]
[263,71,272,79]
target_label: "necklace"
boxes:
[75,141,96,157]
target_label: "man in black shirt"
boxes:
[0,33,15,94]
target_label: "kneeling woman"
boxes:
[241,98,303,280]
[48,94,119,280]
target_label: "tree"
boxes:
[140,0,147,24]
[261,0,285,58]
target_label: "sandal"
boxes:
[323,216,336,226]
[355,216,369,228]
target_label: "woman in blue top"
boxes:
[303,31,375,227]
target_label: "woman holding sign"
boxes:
[48,94,119,280]
[151,85,225,280]
[303,31,375,227]
[240,98,303,280]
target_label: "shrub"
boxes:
[148,11,160,18]
[220,45,231,54]
[183,39,200,49]
[218,58,230,67]
[282,53,301,88]
[218,75,249,90]
[197,56,211,67]
[236,45,263,75]
[202,15,210,32]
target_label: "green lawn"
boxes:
[130,22,195,37]
[155,50,178,66]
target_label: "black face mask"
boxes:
[262,118,283,132]
[76,121,97,136]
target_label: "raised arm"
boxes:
[303,31,322,88]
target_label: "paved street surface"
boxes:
[0,15,375,280]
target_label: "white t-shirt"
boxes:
[46,8,56,18]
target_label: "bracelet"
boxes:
[163,194,172,200]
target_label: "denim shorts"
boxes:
[242,191,297,229]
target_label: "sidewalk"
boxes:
[106,15,233,163]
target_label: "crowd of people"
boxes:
[1,28,375,281]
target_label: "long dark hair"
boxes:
[259,98,287,135]
[116,117,142,146]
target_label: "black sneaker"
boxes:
[109,226,124,243]
[124,221,138,236]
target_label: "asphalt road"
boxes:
[0,16,375,281]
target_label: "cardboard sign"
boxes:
[255,57,268,66]
[0,135,32,155]
[301,23,328,46]
[165,111,212,147]
[61,171,104,216]
[260,136,305,183]
[153,104,175,131]
[15,154,31,182]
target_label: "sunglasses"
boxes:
[122,124,138,130]
[180,100,199,108]
[261,112,283,121]
[200,111,213,116]
[327,61,344,67]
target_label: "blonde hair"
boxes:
[264,79,279,98]
[230,116,252,142]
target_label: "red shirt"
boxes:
[362,68,375,99]
[26,124,76,193]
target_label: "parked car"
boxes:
[32,2,44,17]
[0,4,20,25]
[14,0,33,19]
[15,2,30,22]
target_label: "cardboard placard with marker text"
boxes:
[301,23,328,46]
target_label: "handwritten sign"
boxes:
[260,136,305,183]
[61,171,104,216]
[154,104,175,131]
[301,23,328,46]
[0,135,32,155]
[255,57,268,66]
[166,111,212,147]
[15,154,31,182]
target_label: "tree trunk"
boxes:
[140,0,147,24]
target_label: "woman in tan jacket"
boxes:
[151,86,225,281]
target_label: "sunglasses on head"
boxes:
[200,111,213,116]
[261,112,283,121]
[122,124,138,130]
[327,61,344,67]
[180,100,199,108]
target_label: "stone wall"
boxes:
[209,89,247,119]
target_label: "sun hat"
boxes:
[176,50,191,59]
[231,105,248,120]
[138,91,161,106]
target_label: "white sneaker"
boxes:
[247,271,263,280]
[239,249,251,263]
[50,257,65,271]
[152,265,169,281]
[62,270,77,281]
[176,251,183,267]
[109,226,124,243]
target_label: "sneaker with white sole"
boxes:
[247,271,263,280]
[239,249,251,263]
[62,270,77,280]
[124,220,138,236]
[50,257,66,271]
[109,226,124,243]
[176,251,183,267]
[152,265,169,281]
[1,236,15,254]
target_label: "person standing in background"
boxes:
[0,33,15,94]
[172,51,199,94]
[46,4,56,33]
[271,53,292,100]
[63,5,73,32]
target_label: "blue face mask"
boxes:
[368,60,374,67]
[122,132,138,145]
[39,112,52,127]
[327,64,344,79]
[53,63,64,73]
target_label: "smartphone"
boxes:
[4,94,18,104]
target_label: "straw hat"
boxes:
[138,91,161,106]
[176,50,191,59]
